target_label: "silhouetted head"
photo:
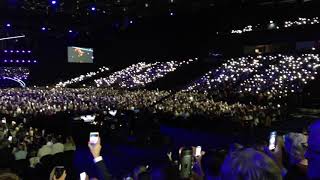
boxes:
[221,148,282,180]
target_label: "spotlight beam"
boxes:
[0,35,25,41]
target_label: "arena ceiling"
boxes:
[3,0,317,18]
[0,0,318,42]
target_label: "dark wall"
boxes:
[28,14,213,85]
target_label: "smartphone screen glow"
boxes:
[89,132,99,144]
[195,146,201,157]
[80,172,86,180]
[269,131,277,151]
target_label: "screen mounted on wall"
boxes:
[68,46,94,63]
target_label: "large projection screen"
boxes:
[68,46,94,63]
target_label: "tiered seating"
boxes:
[95,59,195,89]
[186,54,320,98]
[56,66,109,88]
[240,54,320,97]
[186,55,269,92]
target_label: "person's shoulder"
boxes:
[54,143,64,147]
[43,145,52,150]
[16,150,27,154]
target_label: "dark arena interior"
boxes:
[1,0,320,180]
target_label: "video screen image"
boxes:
[68,46,94,63]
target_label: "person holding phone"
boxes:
[12,143,28,160]
[88,133,112,180]
[49,166,67,180]
[178,146,205,179]
[193,146,205,179]
[263,132,286,177]
[80,172,89,180]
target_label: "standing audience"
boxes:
[0,118,319,180]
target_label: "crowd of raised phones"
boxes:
[0,116,319,180]
[186,54,320,100]
[0,53,319,179]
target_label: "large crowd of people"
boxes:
[0,87,283,127]
[56,67,110,88]
[186,54,320,101]
[0,117,77,179]
[240,54,319,97]
[2,0,320,179]
[0,88,168,116]
[154,91,282,127]
[95,59,196,89]
[0,54,318,179]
